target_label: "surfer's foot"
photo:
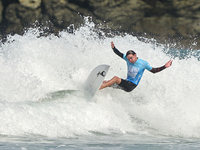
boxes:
[100,80,108,90]
[102,80,107,84]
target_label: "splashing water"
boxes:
[0,20,200,142]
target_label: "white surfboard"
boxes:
[85,64,110,96]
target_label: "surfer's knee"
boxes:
[113,76,121,84]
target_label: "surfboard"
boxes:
[85,64,110,96]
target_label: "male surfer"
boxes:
[99,41,173,92]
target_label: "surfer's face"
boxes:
[127,54,137,63]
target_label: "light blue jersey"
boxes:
[123,54,152,85]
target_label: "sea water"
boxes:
[0,20,200,150]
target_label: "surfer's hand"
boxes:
[165,60,173,68]
[111,41,115,49]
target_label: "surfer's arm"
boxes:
[111,41,123,58]
[150,60,173,73]
[150,66,166,73]
[112,47,123,58]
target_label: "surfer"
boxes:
[99,41,173,92]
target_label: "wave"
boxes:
[0,20,200,138]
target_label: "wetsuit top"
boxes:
[113,47,152,85]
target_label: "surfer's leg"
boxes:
[99,76,121,90]
[102,80,108,84]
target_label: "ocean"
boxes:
[0,20,200,150]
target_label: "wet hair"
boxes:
[126,50,136,57]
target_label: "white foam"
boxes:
[0,20,200,138]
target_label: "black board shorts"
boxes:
[110,79,137,92]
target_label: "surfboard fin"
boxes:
[97,71,106,77]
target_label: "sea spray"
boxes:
[0,21,199,139]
